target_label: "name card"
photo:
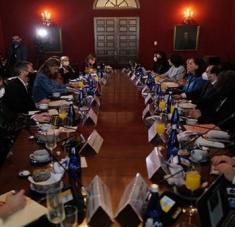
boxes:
[142,104,151,120]
[87,175,114,227]
[130,74,136,81]
[83,108,98,126]
[144,93,153,105]
[115,173,149,226]
[148,121,167,145]
[135,78,141,86]
[100,78,107,86]
[146,147,169,182]
[79,130,104,156]
[127,71,132,76]
[91,95,101,107]
[148,122,157,143]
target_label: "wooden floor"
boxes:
[82,70,152,216]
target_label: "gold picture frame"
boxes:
[173,25,200,51]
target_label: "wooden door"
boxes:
[94,17,139,67]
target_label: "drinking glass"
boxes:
[183,167,201,216]
[159,99,166,112]
[155,121,166,135]
[45,128,57,169]
[61,205,78,227]
[59,105,68,126]
[46,184,65,225]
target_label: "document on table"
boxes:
[0,192,47,227]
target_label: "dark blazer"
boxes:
[199,94,235,133]
[195,82,217,111]
[3,78,36,113]
[59,66,78,84]
[8,43,27,66]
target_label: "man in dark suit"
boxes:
[196,65,221,111]
[3,61,36,114]
[7,36,27,77]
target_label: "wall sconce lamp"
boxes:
[41,10,51,26]
[184,8,194,24]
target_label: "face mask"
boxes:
[202,72,208,80]
[153,57,157,62]
[63,61,70,66]
[12,41,20,45]
[168,60,173,66]
[0,87,5,98]
[156,54,162,59]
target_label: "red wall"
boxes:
[0,17,4,54]
[230,0,235,61]
[0,0,234,68]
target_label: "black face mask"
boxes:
[12,41,20,46]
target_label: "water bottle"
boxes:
[167,125,179,160]
[171,105,180,128]
[68,146,85,222]
[68,102,76,126]
[145,184,163,227]
[166,91,173,113]
[77,89,84,107]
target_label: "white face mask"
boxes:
[63,61,70,66]
[153,57,157,62]
[168,60,173,66]
[202,72,208,80]
[0,87,5,98]
[156,54,161,59]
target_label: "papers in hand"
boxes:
[0,193,47,227]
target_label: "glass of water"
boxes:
[46,184,65,225]
[61,205,78,227]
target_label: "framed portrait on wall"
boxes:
[35,26,63,53]
[173,25,200,51]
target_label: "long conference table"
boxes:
[0,70,226,226]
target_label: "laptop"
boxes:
[197,175,235,227]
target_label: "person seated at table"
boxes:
[0,190,26,224]
[196,65,221,111]
[160,54,185,80]
[59,56,78,84]
[180,58,208,102]
[3,61,36,114]
[84,54,96,73]
[189,70,235,133]
[32,58,71,103]
[0,99,51,165]
[212,155,235,183]
[153,51,169,74]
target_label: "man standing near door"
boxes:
[7,35,28,76]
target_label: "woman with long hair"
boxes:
[32,57,70,103]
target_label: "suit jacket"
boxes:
[8,43,28,65]
[3,78,36,113]
[196,82,217,111]
[199,94,235,133]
